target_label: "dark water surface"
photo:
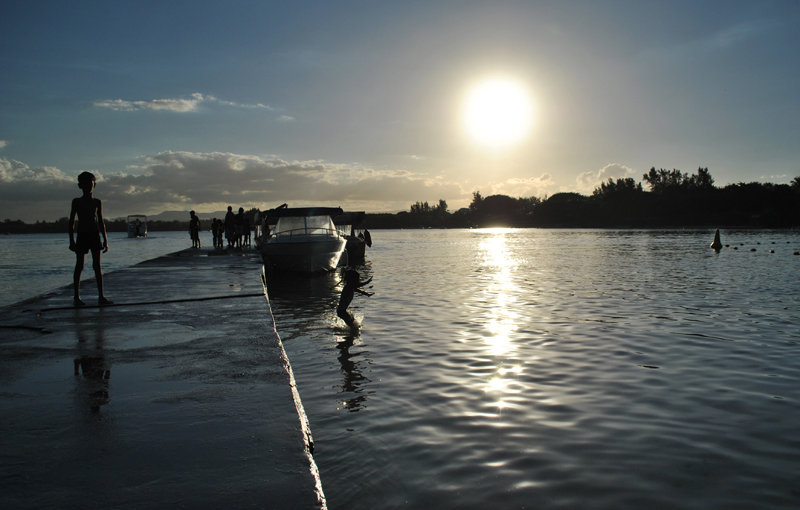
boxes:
[0,232,204,307]
[266,229,800,510]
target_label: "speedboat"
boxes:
[127,215,147,238]
[258,207,347,273]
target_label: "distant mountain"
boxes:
[146,210,229,222]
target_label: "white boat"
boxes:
[258,207,347,273]
[127,215,147,238]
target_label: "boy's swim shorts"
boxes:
[75,232,102,254]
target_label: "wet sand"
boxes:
[0,247,325,509]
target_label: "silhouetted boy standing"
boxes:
[69,172,112,306]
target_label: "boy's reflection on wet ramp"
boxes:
[73,313,111,414]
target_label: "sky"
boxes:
[1,0,799,222]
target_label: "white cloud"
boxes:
[0,152,469,221]
[0,157,77,221]
[0,157,72,184]
[94,93,274,113]
[760,174,789,183]
[487,173,555,198]
[0,140,7,150]
[575,163,638,195]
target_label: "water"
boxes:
[0,231,198,307]
[3,229,800,509]
[265,229,800,510]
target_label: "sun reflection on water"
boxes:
[476,232,525,409]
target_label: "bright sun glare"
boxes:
[463,78,533,150]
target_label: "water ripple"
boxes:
[270,229,800,510]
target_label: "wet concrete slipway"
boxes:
[0,247,326,510]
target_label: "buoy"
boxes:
[710,229,722,251]
[770,250,774,253]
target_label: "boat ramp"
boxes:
[0,247,326,509]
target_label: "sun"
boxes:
[462,78,534,150]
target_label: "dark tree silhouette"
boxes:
[469,191,483,212]
[593,177,643,196]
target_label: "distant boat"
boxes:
[258,207,347,273]
[127,215,147,238]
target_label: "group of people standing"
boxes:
[189,207,252,250]
[209,206,251,249]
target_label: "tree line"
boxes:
[364,169,800,228]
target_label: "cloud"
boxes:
[575,163,638,195]
[0,140,7,150]
[0,157,77,220]
[0,157,73,186]
[0,152,468,221]
[707,22,766,50]
[94,93,274,113]
[760,174,789,182]
[640,20,772,62]
[486,173,555,198]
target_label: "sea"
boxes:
[0,231,192,308]
[3,228,800,509]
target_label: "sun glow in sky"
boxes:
[1,1,799,221]
[463,78,534,150]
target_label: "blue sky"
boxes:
[1,0,799,221]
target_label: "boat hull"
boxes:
[127,215,147,238]
[127,227,147,238]
[345,237,366,262]
[261,238,347,273]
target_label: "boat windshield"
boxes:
[274,215,337,236]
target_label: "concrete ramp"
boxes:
[0,247,326,509]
